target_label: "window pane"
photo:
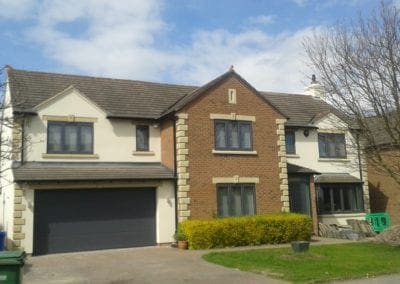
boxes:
[332,186,342,211]
[318,134,327,157]
[80,124,93,153]
[242,185,255,215]
[136,125,149,151]
[227,122,239,148]
[336,134,346,157]
[239,123,251,150]
[229,185,242,216]
[328,135,337,157]
[285,131,295,154]
[217,185,229,217]
[64,124,78,152]
[48,123,62,152]
[215,122,226,149]
[322,187,332,213]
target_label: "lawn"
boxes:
[203,242,400,283]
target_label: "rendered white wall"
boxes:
[287,113,361,179]
[24,89,162,162]
[0,79,16,247]
[156,180,176,244]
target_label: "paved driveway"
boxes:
[23,246,285,284]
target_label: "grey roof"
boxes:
[261,92,346,127]
[287,163,320,174]
[7,68,196,119]
[7,67,347,126]
[314,173,363,184]
[12,162,175,182]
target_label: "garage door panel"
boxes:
[34,188,156,255]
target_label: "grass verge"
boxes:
[203,242,400,283]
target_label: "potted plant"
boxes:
[291,240,310,252]
[174,227,188,250]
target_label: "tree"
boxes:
[0,66,26,184]
[303,1,400,185]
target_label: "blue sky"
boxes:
[0,0,389,93]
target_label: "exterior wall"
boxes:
[287,113,369,225]
[318,213,366,225]
[160,119,175,170]
[0,78,19,249]
[368,150,400,225]
[287,114,361,178]
[177,76,285,220]
[17,180,175,253]
[24,89,161,162]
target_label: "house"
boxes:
[0,66,370,255]
[366,117,400,225]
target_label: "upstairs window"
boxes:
[217,184,256,217]
[285,130,296,154]
[215,120,252,151]
[318,133,346,158]
[136,125,150,151]
[47,122,93,154]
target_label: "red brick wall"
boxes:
[368,150,400,225]
[181,76,285,219]
[160,119,175,171]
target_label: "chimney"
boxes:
[305,74,326,100]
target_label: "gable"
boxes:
[170,69,286,119]
[34,86,106,118]
[315,113,348,130]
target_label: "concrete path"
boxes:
[23,246,284,284]
[22,237,400,284]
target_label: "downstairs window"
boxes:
[317,183,364,214]
[217,184,256,217]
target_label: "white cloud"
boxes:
[20,0,315,93]
[291,0,309,7]
[0,0,35,20]
[247,15,275,26]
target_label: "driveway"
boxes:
[23,246,285,284]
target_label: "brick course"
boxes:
[368,150,400,225]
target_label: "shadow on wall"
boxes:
[369,181,389,212]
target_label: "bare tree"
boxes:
[303,1,400,184]
[0,66,26,184]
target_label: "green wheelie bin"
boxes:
[0,251,26,284]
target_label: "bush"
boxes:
[180,213,313,249]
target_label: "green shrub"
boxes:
[180,213,312,249]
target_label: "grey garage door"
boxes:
[34,188,156,255]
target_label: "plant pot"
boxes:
[177,240,188,250]
[291,241,310,252]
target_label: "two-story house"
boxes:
[0,66,370,255]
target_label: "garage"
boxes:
[34,188,156,255]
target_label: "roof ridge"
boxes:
[9,67,199,89]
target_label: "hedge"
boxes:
[179,213,312,249]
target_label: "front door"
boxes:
[289,175,311,215]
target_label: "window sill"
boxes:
[42,153,99,159]
[286,154,300,158]
[132,151,155,156]
[318,212,365,217]
[212,150,257,155]
[318,158,351,163]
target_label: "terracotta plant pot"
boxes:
[177,240,188,250]
[291,241,310,252]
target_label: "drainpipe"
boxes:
[356,132,363,181]
[20,115,25,165]
[173,117,178,233]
